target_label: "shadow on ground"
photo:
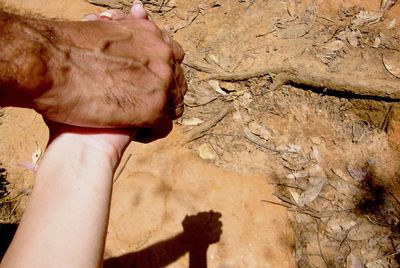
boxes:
[104,210,223,268]
[0,223,17,260]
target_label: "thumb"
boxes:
[131,1,148,19]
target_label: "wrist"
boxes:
[47,132,130,172]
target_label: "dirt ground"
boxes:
[1,0,400,267]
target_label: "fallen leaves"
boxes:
[287,0,297,17]
[198,143,216,160]
[208,80,227,96]
[381,0,398,13]
[351,11,382,27]
[31,146,42,165]
[297,179,326,207]
[383,52,400,79]
[274,3,315,39]
[181,117,204,126]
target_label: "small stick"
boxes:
[185,59,400,100]
[113,154,132,183]
[261,199,292,208]
[317,221,329,268]
[182,106,234,143]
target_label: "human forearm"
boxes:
[0,8,187,130]
[0,10,53,108]
[1,130,130,268]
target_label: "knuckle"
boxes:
[158,64,175,85]
[159,43,174,61]
[149,91,168,119]
[142,20,160,33]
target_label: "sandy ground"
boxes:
[1,0,400,267]
[0,1,295,267]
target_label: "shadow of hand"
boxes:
[104,210,223,268]
[182,210,223,251]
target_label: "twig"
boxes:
[243,127,288,153]
[246,0,256,10]
[206,68,292,82]
[288,208,322,219]
[8,199,21,220]
[269,182,305,190]
[183,59,228,75]
[182,106,234,143]
[380,104,395,131]
[158,0,166,11]
[316,14,335,22]
[185,59,400,100]
[261,199,292,208]
[0,189,31,206]
[389,191,400,207]
[173,9,201,33]
[113,154,132,183]
[184,97,218,108]
[338,227,352,251]
[317,221,329,268]
[273,192,298,207]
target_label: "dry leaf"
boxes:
[336,30,347,41]
[289,188,300,204]
[346,252,363,268]
[352,122,366,142]
[330,179,358,196]
[327,218,357,234]
[346,30,359,47]
[241,92,253,108]
[287,0,297,17]
[322,40,345,51]
[308,166,326,180]
[32,146,42,165]
[310,137,323,145]
[346,166,366,182]
[297,180,326,207]
[248,121,273,141]
[347,223,378,241]
[286,170,310,179]
[383,52,400,79]
[351,11,382,27]
[381,0,397,13]
[205,54,220,65]
[333,169,356,184]
[373,36,381,48]
[310,146,322,165]
[208,80,227,95]
[181,117,204,126]
[274,5,315,39]
[198,143,216,160]
[220,81,236,92]
[388,18,396,29]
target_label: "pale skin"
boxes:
[0,2,186,267]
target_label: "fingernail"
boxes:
[133,0,143,6]
[131,1,148,19]
[99,10,113,20]
[81,14,98,21]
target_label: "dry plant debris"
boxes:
[61,0,400,266]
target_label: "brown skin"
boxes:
[1,8,188,267]
[0,10,187,140]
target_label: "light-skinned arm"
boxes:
[1,124,133,268]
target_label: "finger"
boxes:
[175,64,188,97]
[131,0,149,19]
[99,9,127,20]
[170,65,187,118]
[161,31,185,63]
[134,118,173,143]
[81,13,100,21]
